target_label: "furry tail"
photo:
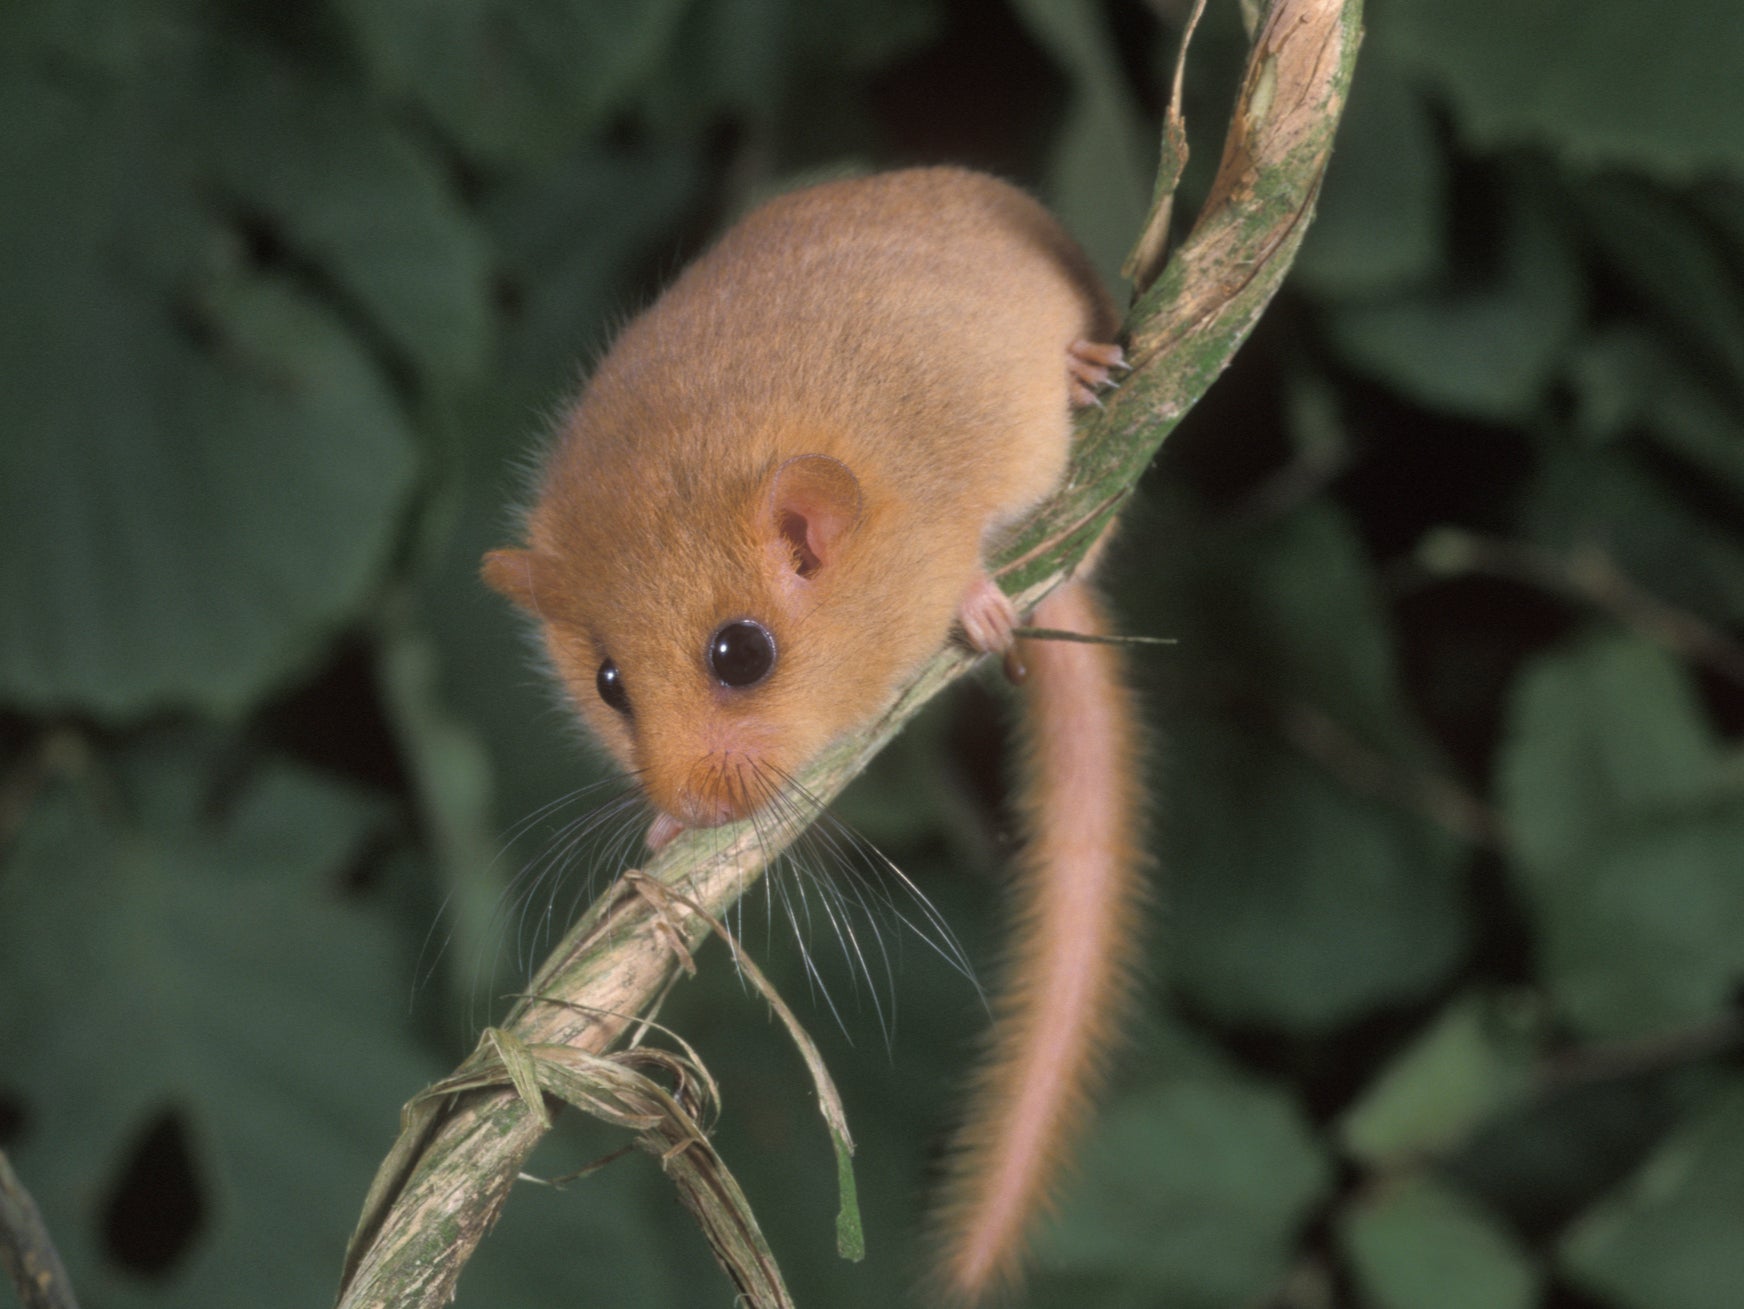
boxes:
[932,578,1147,1301]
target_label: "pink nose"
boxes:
[645,795,739,852]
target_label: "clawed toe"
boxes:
[1067,339,1127,409]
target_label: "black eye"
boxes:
[708,620,776,688]
[596,658,630,714]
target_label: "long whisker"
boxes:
[515,790,638,970]
[459,777,652,1028]
[785,801,900,1024]
[411,778,620,1009]
[776,790,897,1047]
[771,763,982,1001]
[754,787,861,1040]
[562,791,649,933]
[727,761,979,1051]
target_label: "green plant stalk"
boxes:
[336,1,1363,1302]
[0,1150,80,1309]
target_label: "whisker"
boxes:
[456,778,652,1029]
[761,798,858,1041]
[410,779,619,1010]
[551,792,647,956]
[773,764,983,1004]
[790,809,900,1006]
[437,754,979,1054]
[515,793,634,969]
[713,762,967,1050]
[785,810,894,1046]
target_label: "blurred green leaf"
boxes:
[332,0,690,168]
[1009,0,1154,284]
[1575,179,1744,395]
[0,54,420,720]
[1500,634,1722,874]
[0,742,437,1309]
[1135,499,1425,758]
[1498,633,1744,1036]
[1523,446,1744,625]
[1635,368,1744,505]
[1559,320,1744,507]
[1340,992,1541,1167]
[1390,0,1744,178]
[1340,1173,1539,1309]
[1280,364,1353,475]
[1690,177,1744,259]
[482,146,705,401]
[1523,813,1744,1040]
[1560,1081,1744,1309]
[651,0,936,132]
[1564,327,1674,443]
[1295,51,1448,299]
[196,48,494,385]
[374,604,505,1009]
[1209,505,1417,747]
[2,0,198,77]
[1159,505,1470,1031]
[1446,1063,1721,1238]
[1168,717,1468,1033]
[1041,1069,1332,1305]
[0,270,418,718]
[1324,176,1583,420]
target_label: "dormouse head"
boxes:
[483,452,871,845]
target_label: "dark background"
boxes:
[3,0,1742,1306]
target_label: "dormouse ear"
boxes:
[763,454,864,580]
[481,548,549,614]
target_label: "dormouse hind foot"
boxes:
[1067,340,1128,408]
[957,572,1019,656]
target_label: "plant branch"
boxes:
[336,1,1363,1302]
[0,1151,79,1309]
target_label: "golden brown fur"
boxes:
[485,167,1116,826]
[484,166,1141,1301]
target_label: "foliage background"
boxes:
[3,0,1742,1306]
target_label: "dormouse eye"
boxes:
[708,620,776,688]
[596,658,630,714]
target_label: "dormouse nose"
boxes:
[641,750,765,831]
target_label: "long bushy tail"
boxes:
[933,578,1147,1302]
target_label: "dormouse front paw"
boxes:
[957,572,1019,655]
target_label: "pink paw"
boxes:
[1067,339,1128,408]
[957,573,1019,654]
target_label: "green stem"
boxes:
[0,1150,80,1309]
